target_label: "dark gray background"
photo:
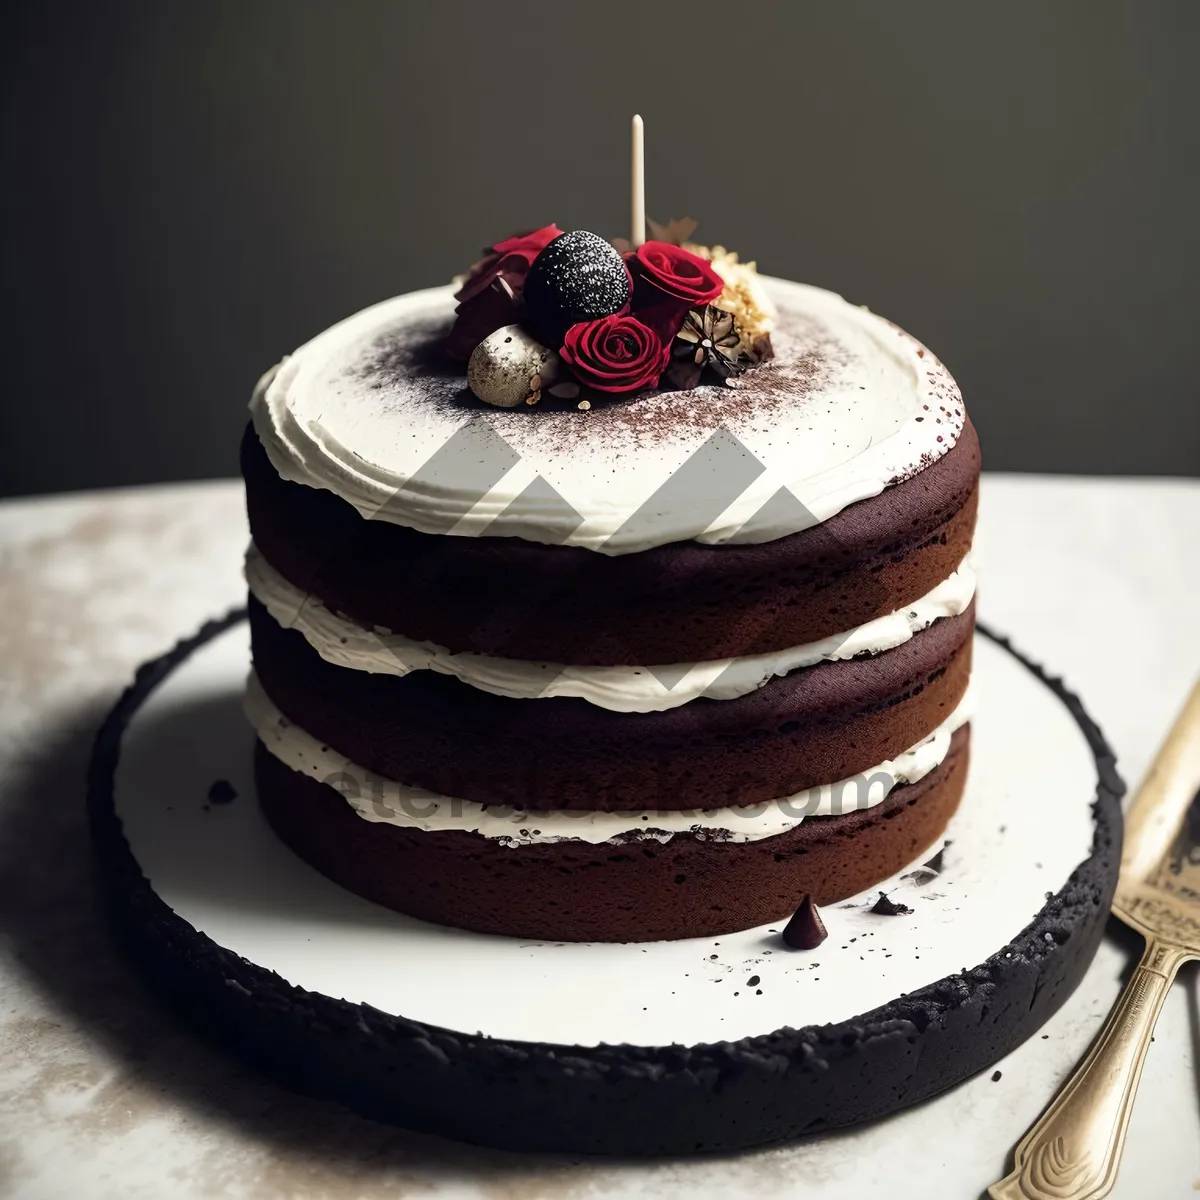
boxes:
[3,0,1197,499]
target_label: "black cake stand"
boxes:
[87,611,1121,1155]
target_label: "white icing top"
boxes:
[246,543,976,713]
[250,279,964,554]
[245,673,973,846]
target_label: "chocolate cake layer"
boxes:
[255,727,970,942]
[89,611,1122,1154]
[242,418,979,666]
[250,598,973,811]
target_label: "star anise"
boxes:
[611,217,699,256]
[673,306,746,380]
[647,215,699,246]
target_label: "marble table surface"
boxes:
[1,474,1198,1200]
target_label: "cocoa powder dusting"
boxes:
[349,300,857,458]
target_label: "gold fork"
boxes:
[990,680,1200,1200]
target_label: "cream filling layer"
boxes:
[246,543,976,713]
[245,673,973,846]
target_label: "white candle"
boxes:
[631,114,646,248]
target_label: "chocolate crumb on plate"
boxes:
[991,1070,1003,1082]
[903,866,939,885]
[207,779,237,805]
[923,841,951,873]
[869,891,913,916]
[782,894,828,950]
[906,842,951,883]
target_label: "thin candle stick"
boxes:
[631,114,646,248]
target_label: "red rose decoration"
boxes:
[455,224,563,304]
[633,241,724,307]
[444,278,521,359]
[560,314,670,393]
[631,294,691,347]
[446,223,563,359]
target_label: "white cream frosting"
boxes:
[245,673,973,846]
[246,543,976,713]
[249,278,964,555]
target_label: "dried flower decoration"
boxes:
[684,244,775,352]
[610,215,697,256]
[647,215,699,246]
[662,306,746,392]
[673,306,745,380]
[454,216,775,405]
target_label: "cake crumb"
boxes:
[870,892,913,916]
[904,865,938,885]
[924,842,950,872]
[207,779,237,805]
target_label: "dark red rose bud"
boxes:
[633,241,724,307]
[560,313,670,394]
[454,224,563,305]
[445,277,520,360]
[633,295,692,346]
[447,224,562,360]
[492,226,564,259]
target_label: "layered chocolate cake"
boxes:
[242,225,979,941]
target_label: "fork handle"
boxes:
[988,937,1190,1200]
